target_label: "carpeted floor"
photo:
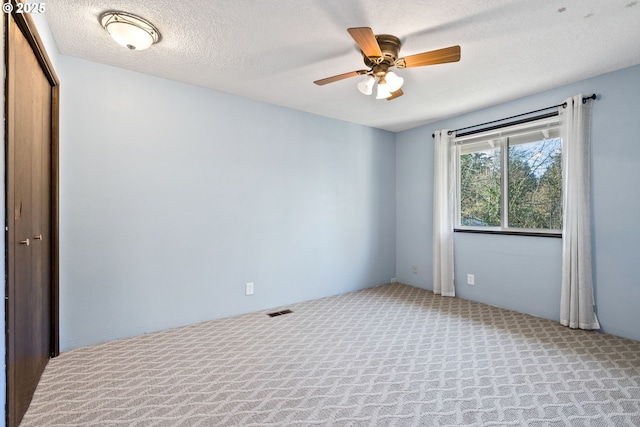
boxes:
[21,283,640,426]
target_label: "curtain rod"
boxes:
[431,93,597,138]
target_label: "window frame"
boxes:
[454,115,563,237]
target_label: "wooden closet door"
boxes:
[6,12,54,427]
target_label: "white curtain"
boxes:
[433,130,456,296]
[559,95,600,330]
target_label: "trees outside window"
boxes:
[460,147,501,227]
[508,137,562,230]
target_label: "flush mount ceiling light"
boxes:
[100,11,160,50]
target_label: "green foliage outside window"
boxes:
[460,149,501,227]
[508,139,562,229]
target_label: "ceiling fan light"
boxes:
[376,81,392,99]
[384,71,404,92]
[357,75,375,95]
[376,72,404,99]
[100,12,160,50]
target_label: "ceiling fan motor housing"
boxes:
[363,34,402,72]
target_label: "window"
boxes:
[456,116,562,234]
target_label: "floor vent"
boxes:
[267,309,293,318]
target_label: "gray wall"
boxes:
[396,64,640,342]
[58,56,396,351]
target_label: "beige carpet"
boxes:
[21,283,640,426]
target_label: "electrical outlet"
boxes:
[412,265,418,274]
[391,278,397,283]
[245,282,254,295]
[467,274,475,285]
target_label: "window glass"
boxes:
[456,119,562,233]
[508,132,562,229]
[459,141,501,227]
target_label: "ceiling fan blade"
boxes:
[386,89,404,101]
[313,70,368,86]
[399,45,461,68]
[347,27,382,59]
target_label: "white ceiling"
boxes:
[44,0,640,132]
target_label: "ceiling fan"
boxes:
[314,27,461,101]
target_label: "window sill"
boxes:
[454,228,562,238]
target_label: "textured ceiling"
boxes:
[44,0,640,132]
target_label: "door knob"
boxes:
[20,238,30,246]
[34,234,43,240]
